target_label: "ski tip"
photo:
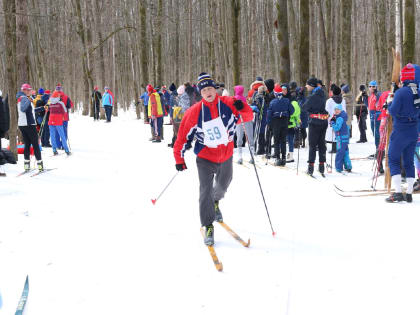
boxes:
[151,199,156,205]
[272,231,276,237]
[246,239,251,247]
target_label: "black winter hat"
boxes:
[306,77,318,88]
[317,79,324,86]
[256,76,263,81]
[169,83,177,92]
[264,79,275,92]
[289,81,297,90]
[332,85,341,96]
[197,72,216,91]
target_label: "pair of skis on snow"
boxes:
[16,168,57,178]
[201,221,250,272]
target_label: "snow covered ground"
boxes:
[1,111,419,315]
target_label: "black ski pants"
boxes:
[308,122,328,164]
[19,125,42,161]
[270,117,289,159]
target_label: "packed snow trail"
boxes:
[1,112,420,315]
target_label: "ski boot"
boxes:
[405,193,413,203]
[280,159,286,166]
[286,152,294,163]
[275,158,281,166]
[152,136,161,143]
[53,151,58,156]
[307,163,314,175]
[214,201,223,222]
[24,160,30,172]
[413,179,420,192]
[203,224,214,246]
[385,192,404,203]
[37,160,44,172]
[237,158,243,165]
[66,151,72,156]
[319,162,325,175]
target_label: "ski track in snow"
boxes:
[1,112,420,315]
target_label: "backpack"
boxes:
[172,106,184,123]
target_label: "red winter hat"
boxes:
[400,63,415,82]
[147,84,154,93]
[274,83,282,93]
[45,90,51,94]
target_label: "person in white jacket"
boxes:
[326,85,346,153]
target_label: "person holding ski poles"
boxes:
[386,64,420,203]
[173,72,252,246]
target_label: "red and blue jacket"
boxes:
[173,94,253,164]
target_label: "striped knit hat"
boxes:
[400,63,416,82]
[197,72,216,91]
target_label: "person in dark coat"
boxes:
[263,79,276,158]
[267,87,294,166]
[91,86,102,121]
[355,85,369,143]
[303,77,329,175]
[386,64,420,203]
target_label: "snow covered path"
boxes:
[1,112,420,315]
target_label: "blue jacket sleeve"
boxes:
[288,102,295,116]
[332,117,344,132]
[267,102,273,124]
[388,90,402,117]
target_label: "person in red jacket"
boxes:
[173,73,253,246]
[46,91,71,155]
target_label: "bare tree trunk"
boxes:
[3,0,18,157]
[277,0,290,83]
[139,0,148,89]
[299,0,310,85]
[403,0,415,63]
[317,0,331,84]
[15,0,30,87]
[340,0,352,85]
[231,0,241,85]
[156,0,163,84]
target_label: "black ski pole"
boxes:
[239,115,276,236]
[151,172,179,205]
[296,128,300,175]
[328,128,334,173]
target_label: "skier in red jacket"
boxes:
[173,73,252,246]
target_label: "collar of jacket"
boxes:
[312,87,321,94]
[201,94,220,107]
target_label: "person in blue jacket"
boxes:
[102,87,113,122]
[140,90,149,123]
[267,88,294,166]
[330,103,352,172]
[386,63,420,203]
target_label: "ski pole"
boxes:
[296,128,300,175]
[151,171,179,205]
[239,115,276,237]
[328,128,334,173]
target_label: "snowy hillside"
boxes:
[1,112,419,315]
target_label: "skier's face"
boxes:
[201,87,217,102]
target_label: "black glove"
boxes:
[391,82,399,94]
[175,163,187,171]
[359,84,366,92]
[382,103,388,110]
[330,116,337,123]
[233,100,244,111]
[288,120,293,126]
